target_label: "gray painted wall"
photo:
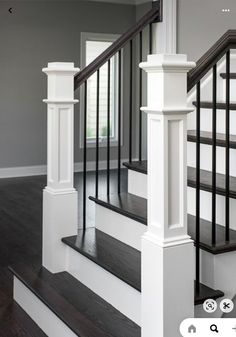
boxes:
[0,0,136,168]
[178,0,236,61]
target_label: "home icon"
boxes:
[188,325,197,333]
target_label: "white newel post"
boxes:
[140,55,196,337]
[153,0,177,54]
[42,62,79,273]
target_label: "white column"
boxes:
[153,0,177,54]
[140,54,196,337]
[42,62,79,273]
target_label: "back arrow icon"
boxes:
[9,8,13,13]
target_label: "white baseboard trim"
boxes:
[0,165,47,179]
[0,158,137,179]
[13,276,77,337]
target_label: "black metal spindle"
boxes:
[95,69,100,198]
[149,23,153,54]
[83,81,87,230]
[107,60,111,196]
[225,50,230,241]
[129,40,133,163]
[118,50,122,193]
[212,65,217,245]
[139,31,143,162]
[196,81,201,293]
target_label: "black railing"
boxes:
[187,30,236,292]
[75,1,162,229]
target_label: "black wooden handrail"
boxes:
[74,1,162,90]
[188,30,236,92]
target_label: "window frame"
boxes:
[79,32,123,149]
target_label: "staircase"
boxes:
[8,5,236,337]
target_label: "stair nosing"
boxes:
[9,266,83,337]
[89,191,236,255]
[10,265,140,337]
[89,195,147,225]
[62,231,141,292]
[187,130,236,149]
[192,101,236,110]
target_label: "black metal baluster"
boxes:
[196,81,201,293]
[95,69,100,198]
[129,40,133,163]
[139,31,143,162]
[107,60,111,196]
[83,81,87,231]
[149,23,153,54]
[118,50,122,193]
[212,65,217,245]
[226,50,230,242]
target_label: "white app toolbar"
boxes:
[180,319,236,337]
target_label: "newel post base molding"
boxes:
[42,62,79,273]
[140,54,196,337]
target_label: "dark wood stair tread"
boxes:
[220,73,236,79]
[193,101,236,110]
[62,228,141,291]
[188,214,236,254]
[90,192,236,254]
[123,161,236,200]
[123,161,147,174]
[89,193,147,225]
[63,221,223,305]
[188,166,236,198]
[10,265,140,337]
[195,282,224,305]
[188,130,236,148]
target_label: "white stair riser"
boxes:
[128,170,147,199]
[188,142,236,177]
[95,204,146,251]
[127,170,236,229]
[66,245,141,325]
[13,277,77,337]
[222,80,236,102]
[188,108,236,134]
[188,187,236,230]
[200,249,236,302]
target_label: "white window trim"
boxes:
[79,32,123,149]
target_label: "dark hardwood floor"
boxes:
[0,169,127,336]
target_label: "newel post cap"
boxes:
[140,54,196,73]
[42,62,80,75]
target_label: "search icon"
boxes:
[210,324,219,333]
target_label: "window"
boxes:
[80,33,120,146]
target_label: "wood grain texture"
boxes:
[10,265,141,337]
[89,193,147,225]
[63,228,141,291]
[0,170,128,336]
[0,175,47,337]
